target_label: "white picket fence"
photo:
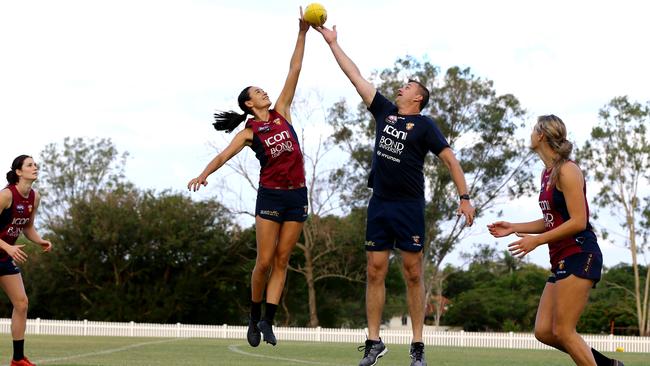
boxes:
[1,318,649,353]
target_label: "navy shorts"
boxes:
[0,257,20,276]
[365,194,425,252]
[547,252,602,288]
[255,186,308,223]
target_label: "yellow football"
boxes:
[304,3,327,27]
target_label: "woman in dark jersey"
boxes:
[0,155,53,366]
[187,9,309,347]
[488,115,623,366]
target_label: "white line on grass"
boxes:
[35,338,182,364]
[228,344,349,366]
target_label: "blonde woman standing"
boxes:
[488,115,623,366]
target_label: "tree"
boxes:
[282,208,370,327]
[580,264,643,335]
[37,137,129,220]
[23,186,255,323]
[327,56,536,326]
[19,137,256,323]
[576,96,650,335]
[443,250,547,331]
[290,128,367,327]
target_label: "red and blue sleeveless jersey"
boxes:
[245,110,306,189]
[538,166,600,269]
[0,185,36,257]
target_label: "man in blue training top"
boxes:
[314,24,475,366]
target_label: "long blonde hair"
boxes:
[535,114,573,187]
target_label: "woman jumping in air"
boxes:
[188,8,310,348]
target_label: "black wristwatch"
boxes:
[459,194,470,201]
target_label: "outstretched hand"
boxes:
[508,232,540,258]
[312,24,337,44]
[487,221,514,238]
[299,6,309,32]
[187,176,208,192]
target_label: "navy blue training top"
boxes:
[367,92,450,200]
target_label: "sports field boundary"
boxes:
[1,318,648,353]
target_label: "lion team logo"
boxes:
[558,260,565,270]
[385,115,397,125]
[273,118,282,125]
[28,205,33,214]
[406,122,415,131]
[412,235,421,245]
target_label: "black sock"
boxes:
[13,339,24,361]
[250,301,262,322]
[264,303,278,323]
[591,348,612,366]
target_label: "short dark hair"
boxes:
[408,79,430,111]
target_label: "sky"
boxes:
[1,0,649,269]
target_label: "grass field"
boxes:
[0,335,645,365]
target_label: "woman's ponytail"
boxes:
[6,154,31,185]
[212,86,253,133]
[535,115,572,187]
[6,171,18,185]
[213,111,248,132]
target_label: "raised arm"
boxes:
[275,8,310,122]
[314,25,376,106]
[187,128,253,192]
[438,148,475,226]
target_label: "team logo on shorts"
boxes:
[583,253,593,273]
[273,118,282,125]
[16,204,25,214]
[412,235,420,245]
[406,122,415,131]
[558,260,565,270]
[385,115,397,125]
[365,241,376,247]
[259,210,280,217]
